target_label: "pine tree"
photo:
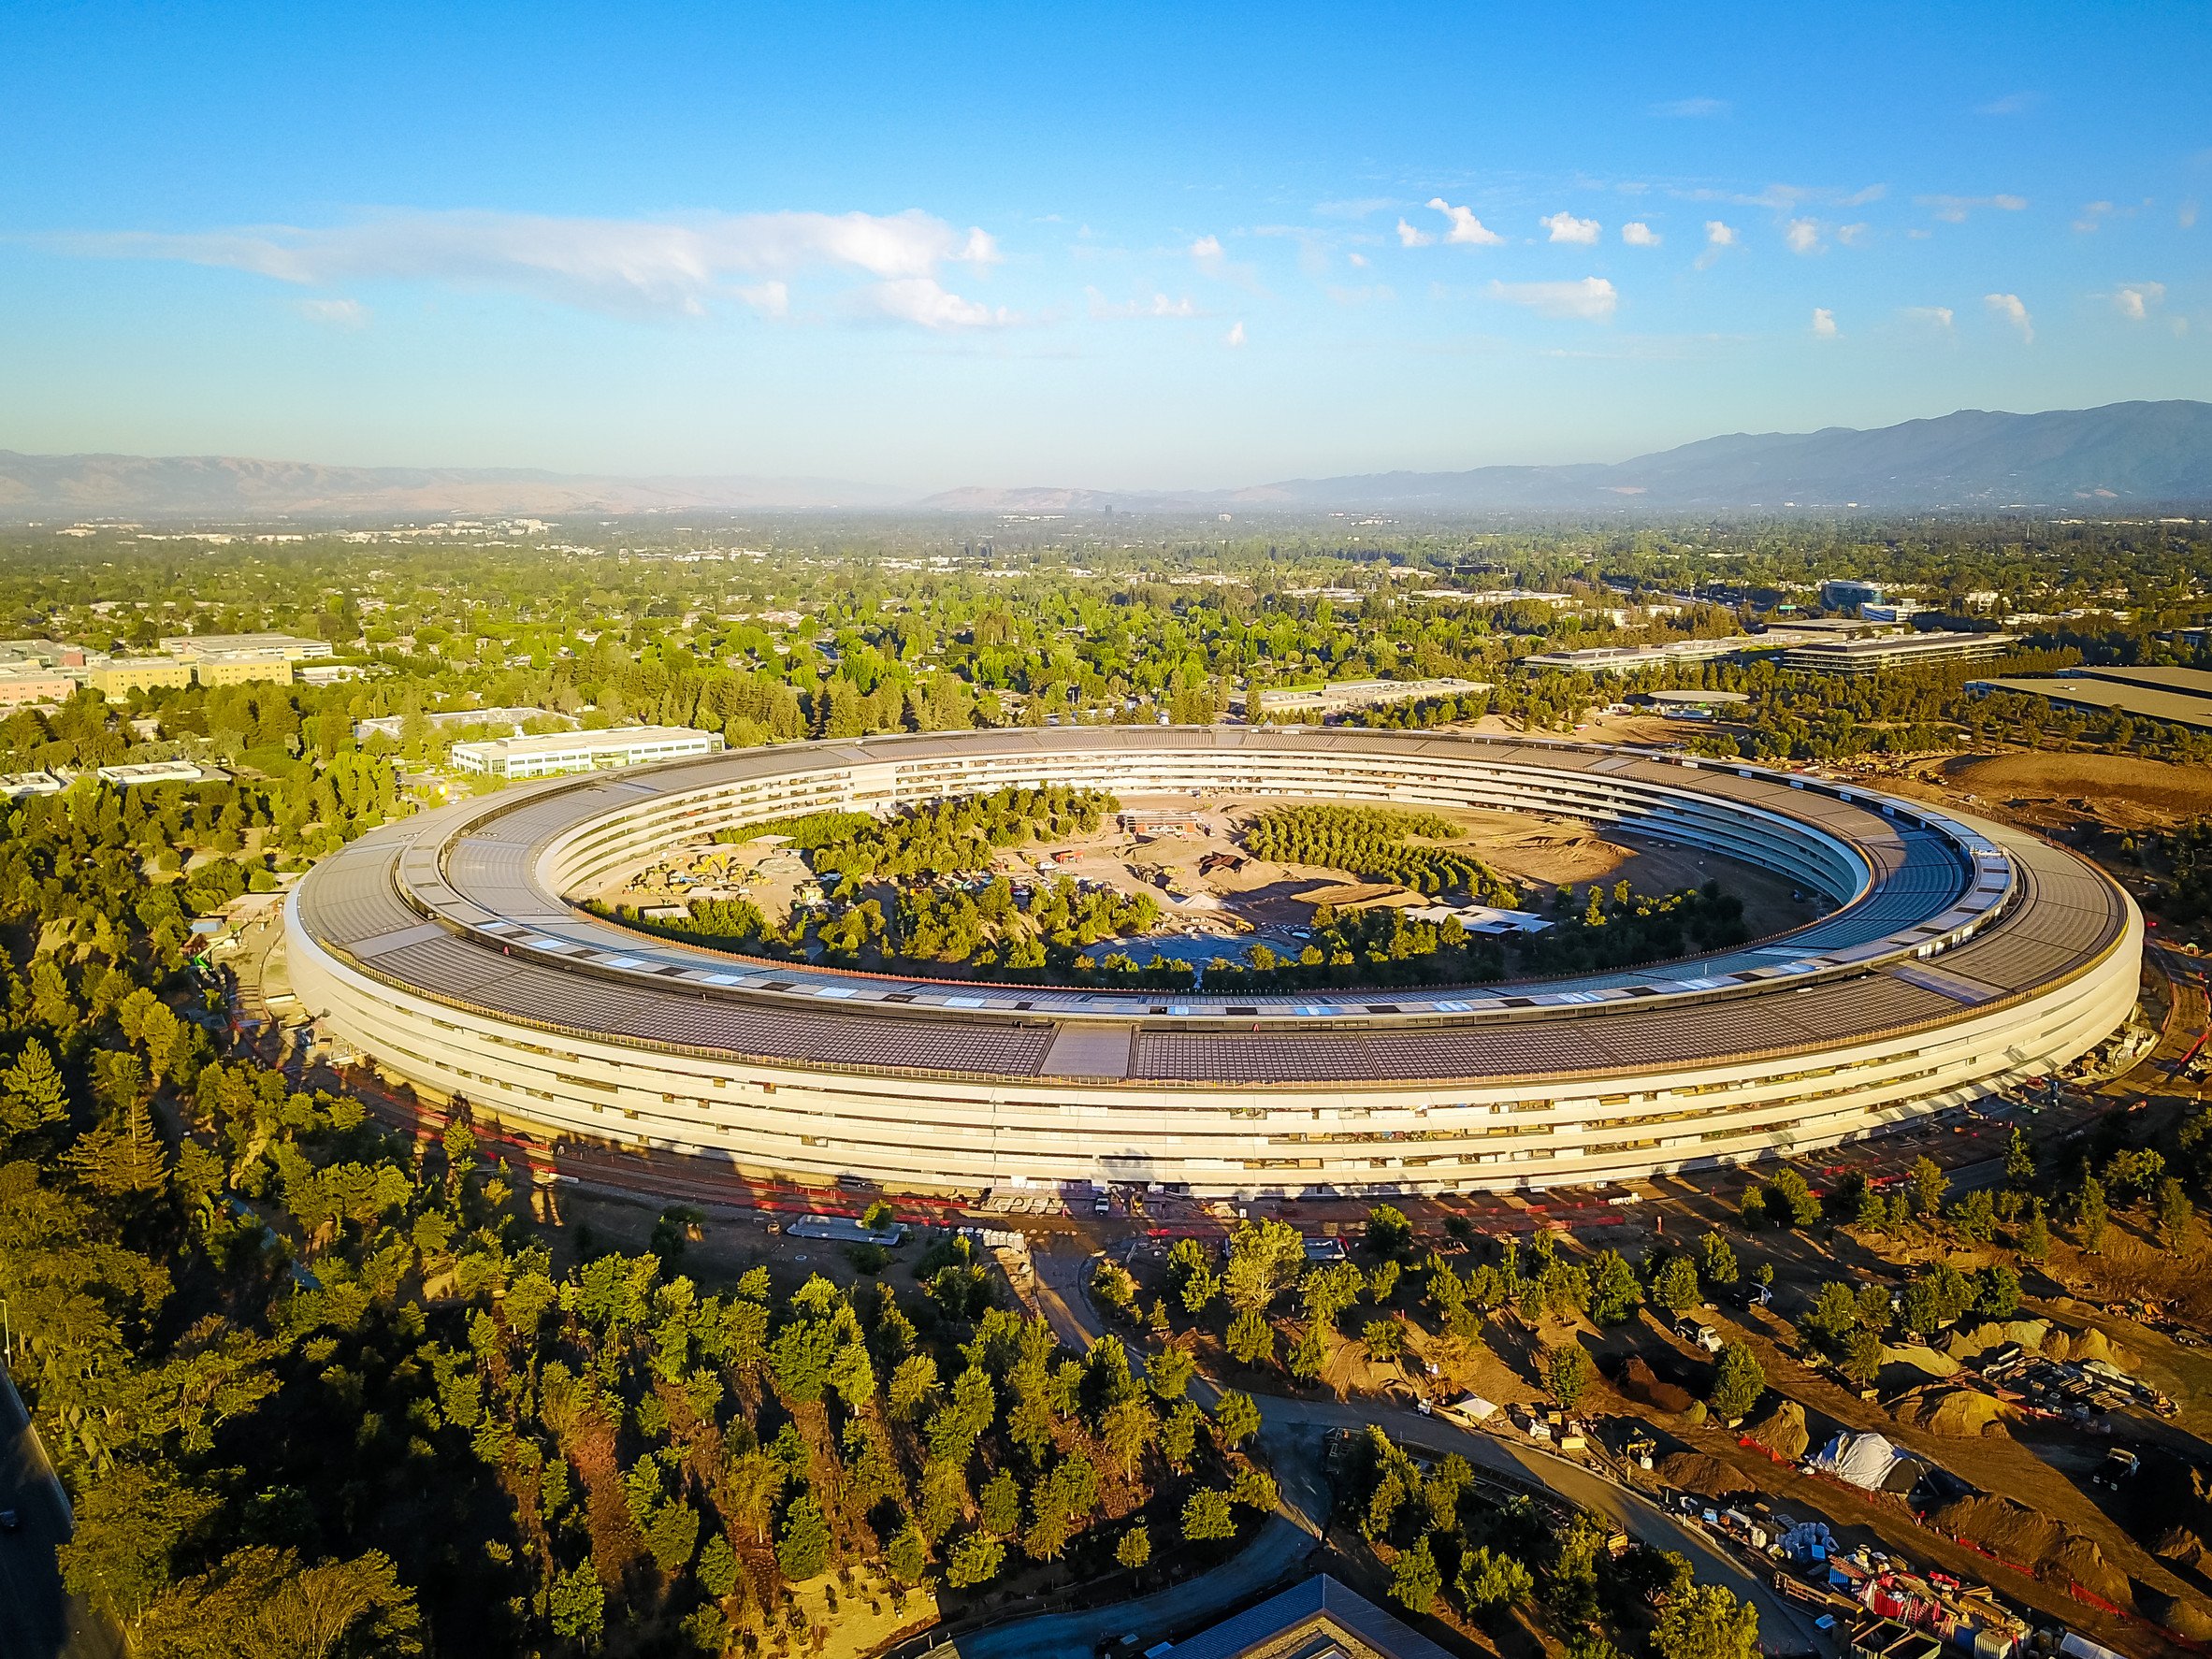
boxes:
[2076,1176,2109,1253]
[1226,1307,1274,1367]
[0,1038,69,1138]
[775,1493,831,1582]
[65,1097,168,1196]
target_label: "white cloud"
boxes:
[1902,306,1956,330]
[1836,223,1871,246]
[1695,220,1736,269]
[1651,97,1728,118]
[1984,292,2033,341]
[1811,307,1838,339]
[1086,288,1196,320]
[1785,217,1823,254]
[863,278,1013,329]
[2183,200,2201,230]
[1976,92,2041,115]
[1395,218,1433,248]
[1620,221,1661,246]
[2113,281,2166,320]
[1187,233,1261,289]
[1489,277,1618,321]
[58,207,1000,323]
[1425,198,1506,246]
[2074,199,2115,233]
[1540,211,1601,245]
[1348,252,1370,267]
[1920,194,2030,223]
[296,296,369,330]
[1223,321,1247,348]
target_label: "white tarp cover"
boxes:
[1808,1430,1904,1492]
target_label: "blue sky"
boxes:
[1,1,2205,490]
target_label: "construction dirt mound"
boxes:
[2142,1591,2212,1643]
[1618,1357,1696,1416]
[2154,1526,2206,1569]
[1930,1493,2133,1610]
[1747,1399,1811,1463]
[1898,1388,2009,1438]
[1656,1451,1745,1499]
[1882,1344,1961,1378]
[1944,1320,2051,1363]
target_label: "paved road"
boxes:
[942,1511,1314,1659]
[0,1370,116,1659]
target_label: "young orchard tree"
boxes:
[1708,1342,1766,1422]
[1546,1343,1595,1411]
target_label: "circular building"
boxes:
[285,729,2139,1197]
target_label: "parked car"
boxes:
[2092,1449,2140,1488]
[1675,1319,1725,1353]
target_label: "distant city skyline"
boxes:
[1,0,2205,489]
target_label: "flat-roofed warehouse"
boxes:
[287,727,2139,1200]
[1968,674,2212,732]
[2066,663,2212,698]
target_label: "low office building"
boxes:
[356,705,566,742]
[0,772,65,799]
[86,659,195,698]
[1250,675,1488,717]
[192,651,296,687]
[0,666,80,704]
[449,725,725,780]
[160,632,333,660]
[95,760,215,786]
[1755,616,1903,644]
[1522,637,1755,673]
[0,640,85,669]
[1781,631,2014,676]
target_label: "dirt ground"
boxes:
[776,1565,937,1659]
[1889,750,2212,835]
[1458,710,1693,748]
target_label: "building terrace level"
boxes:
[287,728,2139,1197]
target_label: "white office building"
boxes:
[449,725,726,780]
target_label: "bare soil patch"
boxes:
[1899,750,2212,833]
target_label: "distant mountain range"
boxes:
[5,400,2208,520]
[0,453,906,518]
[924,400,2212,513]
